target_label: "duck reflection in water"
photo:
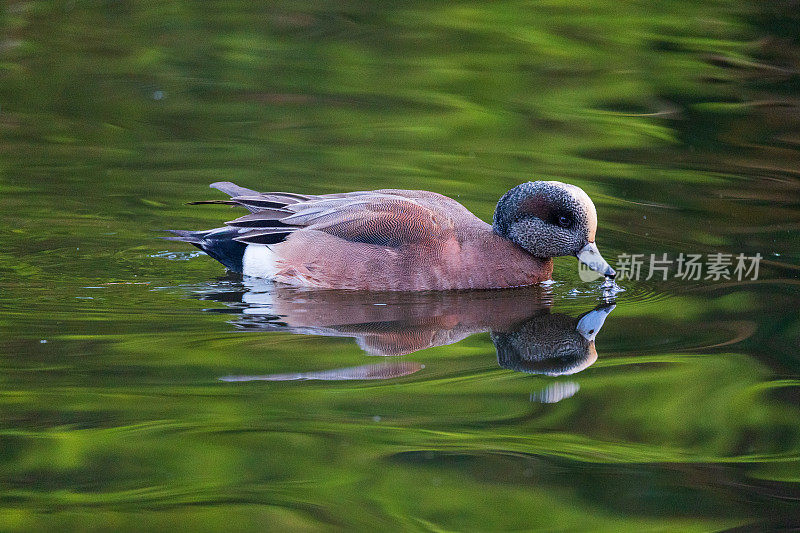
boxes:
[199,278,614,389]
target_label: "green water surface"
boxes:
[2,1,800,531]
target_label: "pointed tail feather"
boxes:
[163,182,312,274]
[210,181,260,197]
[162,229,209,244]
[187,199,236,206]
[162,228,247,272]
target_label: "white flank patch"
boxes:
[242,244,279,279]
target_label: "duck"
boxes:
[166,180,615,290]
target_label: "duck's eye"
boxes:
[557,215,571,228]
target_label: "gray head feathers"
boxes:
[493,181,599,258]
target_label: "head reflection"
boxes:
[492,303,615,376]
[199,277,615,381]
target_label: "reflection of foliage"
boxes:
[0,1,786,197]
[0,0,799,530]
[2,1,798,269]
[1,280,799,529]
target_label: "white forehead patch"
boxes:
[544,181,598,241]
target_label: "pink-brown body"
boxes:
[269,226,553,291]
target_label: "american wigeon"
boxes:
[167,180,615,290]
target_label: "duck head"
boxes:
[493,181,616,277]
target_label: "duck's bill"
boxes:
[576,242,616,278]
[576,302,616,342]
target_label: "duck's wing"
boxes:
[207,182,484,247]
[187,182,319,211]
[230,192,455,246]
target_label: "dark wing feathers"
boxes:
[226,208,294,227]
[187,182,465,247]
[226,195,297,212]
[232,228,294,245]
